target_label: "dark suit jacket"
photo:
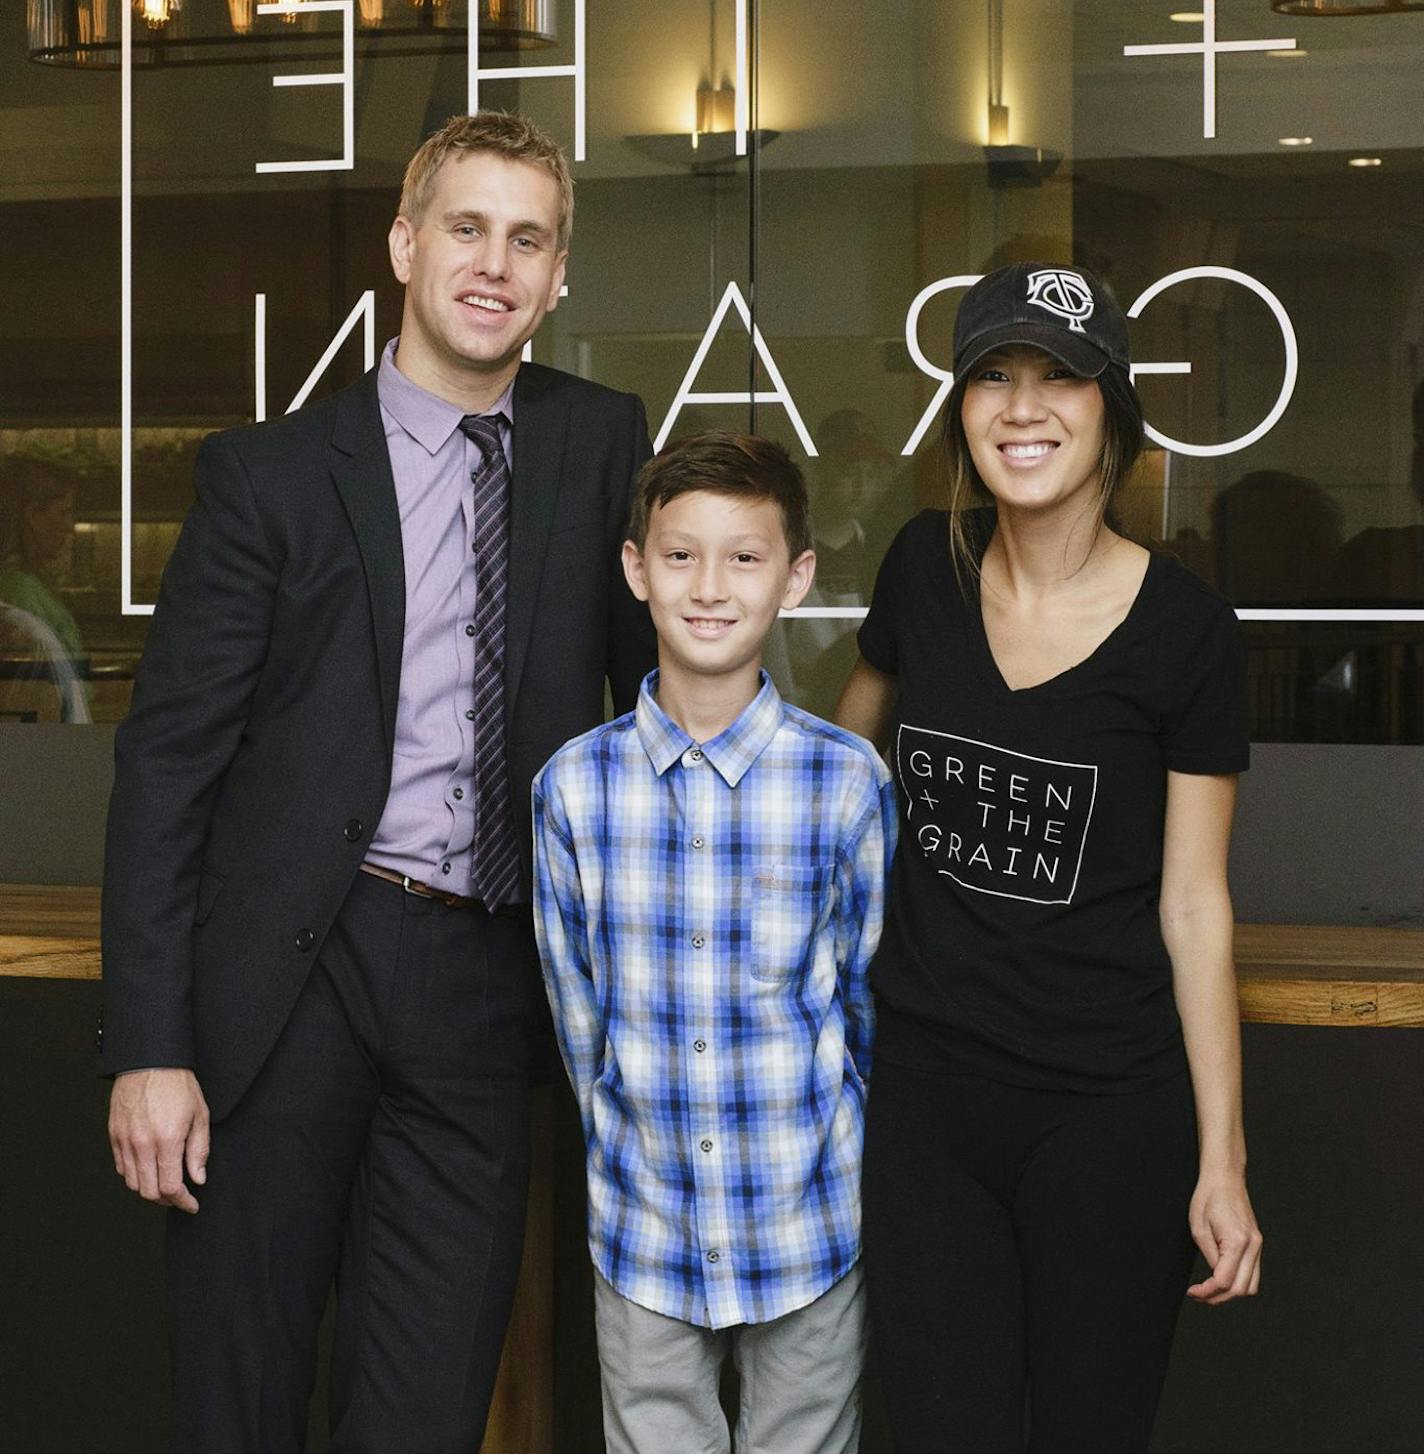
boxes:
[100,363,655,1121]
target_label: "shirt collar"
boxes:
[634,669,785,788]
[377,337,515,454]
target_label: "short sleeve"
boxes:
[856,519,910,674]
[1160,591,1250,775]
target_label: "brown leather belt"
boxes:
[358,861,487,910]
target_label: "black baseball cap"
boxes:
[953,262,1131,380]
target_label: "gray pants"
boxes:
[594,1262,866,1454]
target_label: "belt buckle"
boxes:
[400,874,427,899]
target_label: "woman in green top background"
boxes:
[0,454,85,663]
[0,454,89,719]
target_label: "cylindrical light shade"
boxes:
[28,0,557,69]
[1272,1,1424,13]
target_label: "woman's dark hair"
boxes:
[940,360,1145,590]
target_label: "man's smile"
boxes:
[457,289,513,315]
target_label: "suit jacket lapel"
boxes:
[506,366,569,721]
[330,371,406,751]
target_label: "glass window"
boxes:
[2,0,1421,748]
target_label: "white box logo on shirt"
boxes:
[896,725,1098,906]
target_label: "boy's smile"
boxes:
[684,612,738,638]
[622,489,815,732]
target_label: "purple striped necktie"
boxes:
[459,412,521,908]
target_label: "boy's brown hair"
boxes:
[399,111,574,250]
[627,432,812,560]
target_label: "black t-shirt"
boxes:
[859,509,1249,1092]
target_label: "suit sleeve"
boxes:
[100,431,280,1076]
[606,395,657,715]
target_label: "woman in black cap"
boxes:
[835,262,1262,1452]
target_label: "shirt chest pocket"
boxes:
[750,862,832,983]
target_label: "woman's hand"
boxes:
[1186,1168,1262,1304]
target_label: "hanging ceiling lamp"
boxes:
[28,0,556,70]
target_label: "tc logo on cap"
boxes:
[1025,268,1095,333]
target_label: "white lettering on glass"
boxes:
[655,282,817,455]
[1129,267,1299,458]
[254,2,354,174]
[901,275,981,456]
[1122,0,1294,141]
[469,0,588,161]
[253,291,375,422]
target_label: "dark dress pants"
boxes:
[165,871,542,1454]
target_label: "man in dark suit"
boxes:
[101,112,654,1453]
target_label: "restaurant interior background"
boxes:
[1,2,1420,1450]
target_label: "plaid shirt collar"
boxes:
[634,669,785,788]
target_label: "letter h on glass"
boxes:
[470,0,588,160]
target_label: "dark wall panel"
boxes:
[1231,745,1424,927]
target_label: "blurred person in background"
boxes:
[0,453,86,669]
[0,454,89,721]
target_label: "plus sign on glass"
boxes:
[1122,1,1295,138]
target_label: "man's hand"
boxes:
[108,1068,210,1215]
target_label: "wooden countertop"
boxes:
[1233,923,1424,1027]
[3,884,1422,1026]
[0,883,101,980]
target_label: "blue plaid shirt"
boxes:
[532,670,896,1329]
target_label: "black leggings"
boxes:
[863,1061,1198,1454]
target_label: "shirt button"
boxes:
[453,788,464,801]
[691,934,705,949]
[689,749,703,762]
[441,862,451,875]
[700,1138,713,1153]
[343,818,364,842]
[466,709,476,721]
[295,928,315,952]
[465,623,476,637]
[693,1039,707,1053]
[706,1250,720,1264]
[691,836,705,850]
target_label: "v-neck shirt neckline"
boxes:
[967,546,1162,700]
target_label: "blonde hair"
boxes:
[399,111,573,250]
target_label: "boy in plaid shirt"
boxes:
[532,432,896,1453]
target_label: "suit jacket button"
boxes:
[95,1009,103,1053]
[295,928,315,952]
[344,818,364,842]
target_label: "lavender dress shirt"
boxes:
[365,338,514,897]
